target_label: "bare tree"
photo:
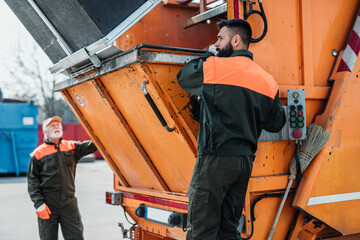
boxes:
[0,38,77,122]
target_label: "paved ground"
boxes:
[0,160,132,240]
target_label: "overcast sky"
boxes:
[0,1,52,99]
[0,1,28,55]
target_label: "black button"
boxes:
[297,105,303,111]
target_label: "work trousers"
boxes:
[38,197,84,240]
[186,155,253,240]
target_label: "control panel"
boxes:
[287,89,306,140]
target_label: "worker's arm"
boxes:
[27,156,45,209]
[74,140,97,161]
[176,51,214,96]
[263,91,286,132]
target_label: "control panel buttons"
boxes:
[287,89,306,140]
[292,129,303,139]
[293,92,299,98]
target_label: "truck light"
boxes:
[105,191,123,205]
[134,204,187,228]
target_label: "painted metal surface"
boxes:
[115,3,219,51]
[239,1,360,239]
[292,15,360,235]
[9,0,360,239]
[0,102,38,175]
[59,0,360,238]
[183,2,227,28]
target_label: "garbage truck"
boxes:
[5,0,360,239]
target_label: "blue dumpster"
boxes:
[0,102,38,176]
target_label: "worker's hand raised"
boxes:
[208,44,218,56]
[36,203,52,219]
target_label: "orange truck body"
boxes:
[6,0,360,239]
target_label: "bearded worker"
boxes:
[27,116,97,240]
[177,19,286,239]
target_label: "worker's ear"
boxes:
[232,34,242,48]
[43,128,48,138]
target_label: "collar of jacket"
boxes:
[44,138,63,145]
[229,49,253,60]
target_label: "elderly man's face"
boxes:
[44,121,63,139]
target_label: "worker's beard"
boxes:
[47,129,63,139]
[217,42,233,57]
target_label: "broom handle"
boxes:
[267,178,293,240]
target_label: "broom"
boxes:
[267,124,331,240]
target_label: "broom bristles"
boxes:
[289,124,331,176]
[301,124,331,154]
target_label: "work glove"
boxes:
[208,44,218,56]
[36,203,51,219]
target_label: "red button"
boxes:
[298,111,303,116]
[292,129,303,139]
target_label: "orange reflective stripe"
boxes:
[59,140,75,152]
[33,140,75,160]
[33,144,57,160]
[203,56,279,99]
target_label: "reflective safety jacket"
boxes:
[177,50,286,156]
[28,139,97,209]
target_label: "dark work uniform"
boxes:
[177,50,286,239]
[28,139,97,240]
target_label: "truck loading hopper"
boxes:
[56,45,205,193]
[5,0,162,73]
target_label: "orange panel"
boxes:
[63,81,165,190]
[248,0,302,86]
[116,3,218,51]
[293,39,360,235]
[241,192,297,239]
[310,1,359,86]
[144,63,199,145]
[229,0,359,103]
[331,234,360,240]
[99,63,196,193]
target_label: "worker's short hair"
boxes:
[217,19,252,49]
